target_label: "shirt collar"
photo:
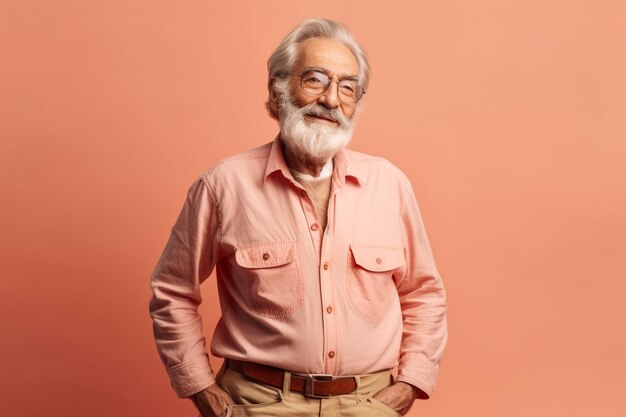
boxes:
[264,135,366,186]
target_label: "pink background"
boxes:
[1,1,625,416]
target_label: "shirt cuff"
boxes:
[166,353,215,398]
[396,353,439,399]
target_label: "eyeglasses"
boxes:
[291,69,366,104]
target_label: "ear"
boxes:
[268,78,280,115]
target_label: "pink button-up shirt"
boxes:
[149,138,447,399]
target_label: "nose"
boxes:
[317,80,340,109]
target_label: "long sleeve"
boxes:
[148,176,219,398]
[394,177,448,398]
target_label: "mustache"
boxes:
[298,102,352,129]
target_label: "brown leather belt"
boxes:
[227,359,358,398]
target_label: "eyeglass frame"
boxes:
[284,67,366,104]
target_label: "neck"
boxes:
[281,141,330,178]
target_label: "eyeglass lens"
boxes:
[300,70,362,103]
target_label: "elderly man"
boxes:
[149,18,447,417]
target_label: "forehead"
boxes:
[294,38,360,78]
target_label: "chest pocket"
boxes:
[347,245,405,323]
[234,241,304,318]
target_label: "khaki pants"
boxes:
[214,363,400,417]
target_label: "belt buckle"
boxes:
[305,373,333,398]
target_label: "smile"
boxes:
[305,113,339,126]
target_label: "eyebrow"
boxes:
[303,66,360,82]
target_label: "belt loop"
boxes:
[354,375,362,404]
[282,370,291,397]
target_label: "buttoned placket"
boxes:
[319,165,352,375]
[320,184,339,375]
[293,175,340,375]
[298,188,323,259]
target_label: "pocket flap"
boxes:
[235,241,295,269]
[350,246,404,272]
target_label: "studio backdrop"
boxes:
[1,1,625,416]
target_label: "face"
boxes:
[289,38,360,121]
[272,38,362,165]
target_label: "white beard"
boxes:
[276,82,355,166]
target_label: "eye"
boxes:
[339,81,358,96]
[301,71,329,92]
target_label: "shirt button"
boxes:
[311,224,319,231]
[376,257,383,264]
[262,253,270,260]
[326,306,333,314]
[328,351,335,358]
[323,262,329,270]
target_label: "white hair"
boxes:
[266,18,370,119]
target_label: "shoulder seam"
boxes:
[197,174,222,240]
[198,175,218,206]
